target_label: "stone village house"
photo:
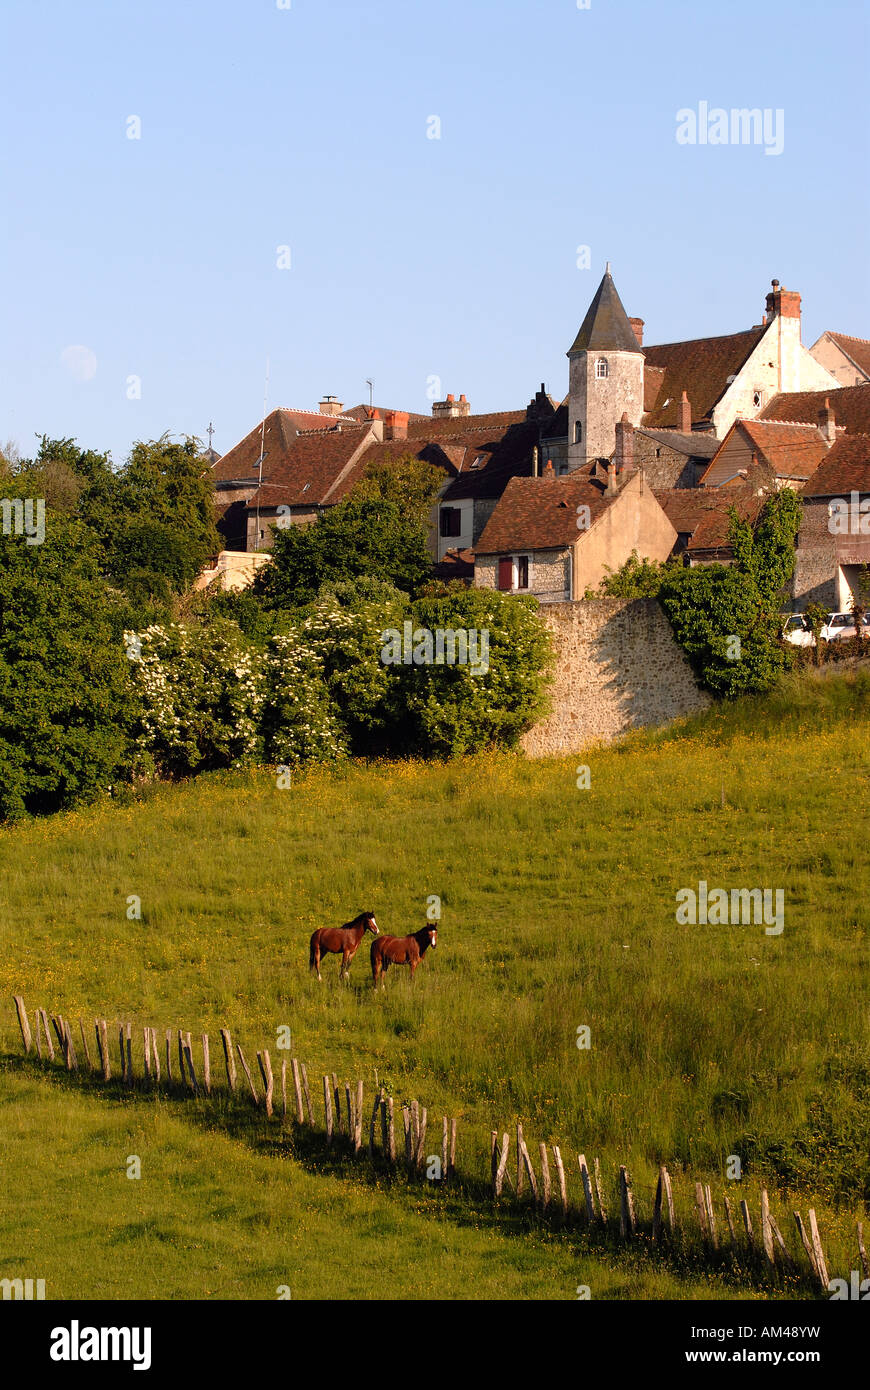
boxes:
[204,268,868,610]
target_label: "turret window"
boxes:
[574,421,583,443]
[595,358,609,379]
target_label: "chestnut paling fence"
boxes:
[11,995,869,1296]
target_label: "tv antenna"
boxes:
[366,378,374,410]
[255,357,270,551]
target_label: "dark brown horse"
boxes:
[371,925,437,989]
[310,911,379,982]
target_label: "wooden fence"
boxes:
[11,995,867,1296]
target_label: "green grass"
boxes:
[1,668,867,1298]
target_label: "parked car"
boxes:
[819,611,870,641]
[780,613,814,647]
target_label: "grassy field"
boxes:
[1,669,868,1299]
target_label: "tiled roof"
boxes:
[760,382,870,435]
[638,427,720,458]
[406,409,526,440]
[475,469,616,553]
[210,409,366,484]
[824,333,870,380]
[642,327,766,428]
[686,485,768,553]
[802,435,870,496]
[244,427,373,508]
[433,547,475,580]
[568,269,643,355]
[342,404,430,423]
[653,488,743,536]
[540,399,568,440]
[436,419,542,501]
[699,419,830,486]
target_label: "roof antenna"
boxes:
[255,356,270,552]
[207,421,215,451]
[366,378,374,410]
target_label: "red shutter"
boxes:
[498,556,513,591]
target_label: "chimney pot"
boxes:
[629,317,644,348]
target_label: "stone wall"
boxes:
[475,549,570,603]
[521,598,710,756]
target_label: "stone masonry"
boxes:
[521,597,710,756]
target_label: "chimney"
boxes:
[677,391,692,433]
[614,413,635,473]
[629,317,644,348]
[432,392,470,419]
[817,397,837,447]
[606,460,619,496]
[319,395,344,417]
[384,409,409,441]
[543,459,555,478]
[532,445,539,477]
[764,279,801,325]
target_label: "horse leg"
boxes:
[311,943,322,982]
[340,949,350,982]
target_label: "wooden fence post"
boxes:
[143,1027,151,1083]
[807,1209,829,1289]
[220,1029,236,1093]
[236,1043,258,1105]
[449,1118,457,1180]
[323,1075,333,1143]
[63,1019,78,1072]
[441,1117,449,1183]
[165,1028,173,1084]
[333,1075,341,1133]
[281,1060,287,1122]
[34,1009,44,1061]
[858,1222,869,1280]
[490,1132,499,1191]
[51,1016,65,1053]
[369,1087,382,1159]
[402,1106,413,1167]
[177,1030,186,1088]
[301,1064,314,1125]
[99,1020,110,1080]
[257,1050,274,1118]
[516,1123,525,1197]
[12,996,32,1054]
[539,1143,551,1212]
[354,1081,365,1154]
[387,1097,397,1163]
[291,1059,304,1124]
[119,1025,128,1083]
[578,1155,595,1224]
[768,1214,795,1272]
[183,1038,199,1096]
[125,1023,133,1086]
[552,1146,568,1222]
[519,1137,538,1203]
[695,1182,708,1240]
[593,1158,607,1224]
[201,1034,211,1096]
[619,1167,636,1238]
[40,1010,55,1062]
[740,1199,753,1248]
[151,1028,160,1084]
[723,1195,738,1261]
[794,1212,818,1284]
[704,1185,718,1249]
[760,1189,775,1268]
[494,1133,510,1197]
[345,1082,354,1141]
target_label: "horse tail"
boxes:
[309,931,319,971]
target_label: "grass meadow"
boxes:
[1,669,867,1299]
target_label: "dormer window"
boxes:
[595,358,609,379]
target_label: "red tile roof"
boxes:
[475,469,617,553]
[760,382,870,435]
[343,404,429,423]
[244,427,373,508]
[210,409,367,486]
[823,333,870,380]
[699,418,830,486]
[686,485,768,554]
[642,328,766,428]
[653,488,744,536]
[406,409,526,440]
[436,419,541,501]
[802,435,870,496]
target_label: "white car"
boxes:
[820,611,870,641]
[780,614,814,647]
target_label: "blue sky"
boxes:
[1,0,867,465]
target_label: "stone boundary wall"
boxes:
[521,598,711,756]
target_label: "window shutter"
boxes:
[498,556,513,590]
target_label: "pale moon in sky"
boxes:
[60,345,98,382]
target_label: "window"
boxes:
[595,358,609,379]
[753,390,764,408]
[516,556,529,590]
[574,421,582,443]
[440,507,462,538]
[497,556,513,591]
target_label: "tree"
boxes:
[0,518,135,819]
[586,549,684,599]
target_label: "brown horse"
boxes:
[371,925,437,989]
[309,911,379,982]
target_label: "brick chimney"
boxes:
[678,391,692,433]
[817,397,837,447]
[764,279,801,325]
[629,317,644,348]
[614,413,635,473]
[543,459,555,478]
[384,409,409,441]
[432,393,471,419]
[319,395,344,417]
[606,460,619,496]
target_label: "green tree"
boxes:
[0,518,135,819]
[586,549,684,599]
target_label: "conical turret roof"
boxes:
[568,266,642,355]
